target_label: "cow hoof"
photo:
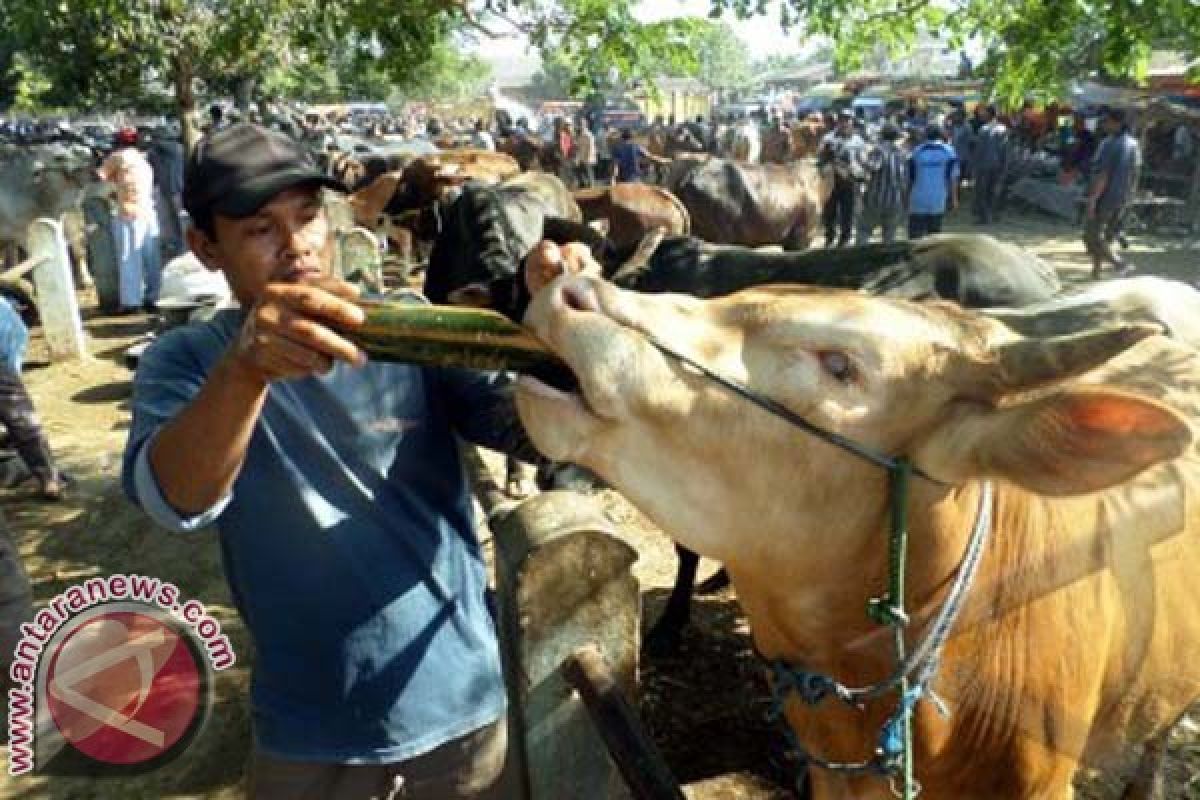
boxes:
[695,568,731,595]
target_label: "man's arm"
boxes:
[147,281,365,515]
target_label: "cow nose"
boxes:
[554,276,601,315]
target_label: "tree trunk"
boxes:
[233,76,255,111]
[174,50,199,155]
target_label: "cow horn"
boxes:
[983,324,1162,393]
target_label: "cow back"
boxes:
[669,159,825,250]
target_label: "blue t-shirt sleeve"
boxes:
[0,297,28,373]
[121,329,233,532]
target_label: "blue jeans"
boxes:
[112,215,162,307]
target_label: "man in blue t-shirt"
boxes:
[1085,108,1141,279]
[121,124,567,799]
[610,128,646,183]
[908,124,960,239]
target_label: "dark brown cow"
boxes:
[572,184,690,259]
[761,125,793,164]
[645,127,707,160]
[497,133,552,172]
[668,157,832,250]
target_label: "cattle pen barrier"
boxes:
[465,451,685,800]
[6,218,87,362]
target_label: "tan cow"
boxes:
[516,275,1200,799]
[790,116,828,160]
[432,149,520,181]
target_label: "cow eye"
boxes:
[817,350,857,384]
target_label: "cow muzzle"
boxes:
[520,275,651,424]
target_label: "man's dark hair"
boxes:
[191,206,217,239]
[1105,107,1127,125]
[621,128,633,141]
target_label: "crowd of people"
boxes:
[794,101,1145,278]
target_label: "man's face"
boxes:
[837,118,852,135]
[187,185,334,307]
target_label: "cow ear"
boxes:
[915,388,1191,495]
[446,283,494,308]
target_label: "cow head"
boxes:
[0,145,98,240]
[423,182,607,319]
[516,278,1190,566]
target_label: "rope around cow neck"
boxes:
[765,477,993,799]
[636,330,995,800]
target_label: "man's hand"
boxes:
[231,277,367,385]
[525,241,604,297]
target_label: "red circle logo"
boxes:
[44,610,202,765]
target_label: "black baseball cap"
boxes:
[183,123,345,220]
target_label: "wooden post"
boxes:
[563,645,686,800]
[26,218,87,362]
[492,491,642,800]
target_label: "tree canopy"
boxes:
[716,0,1200,102]
[1,0,1196,124]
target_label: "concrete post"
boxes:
[335,226,384,294]
[27,218,87,362]
[492,491,641,800]
[83,195,120,314]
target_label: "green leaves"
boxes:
[2,0,1195,119]
[750,0,1200,102]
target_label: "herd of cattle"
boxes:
[5,127,1200,797]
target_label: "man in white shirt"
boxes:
[100,127,161,313]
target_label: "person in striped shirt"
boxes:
[908,125,960,239]
[856,122,908,245]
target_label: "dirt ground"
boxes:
[3,206,1200,800]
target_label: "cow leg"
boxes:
[1121,730,1170,800]
[643,543,699,656]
